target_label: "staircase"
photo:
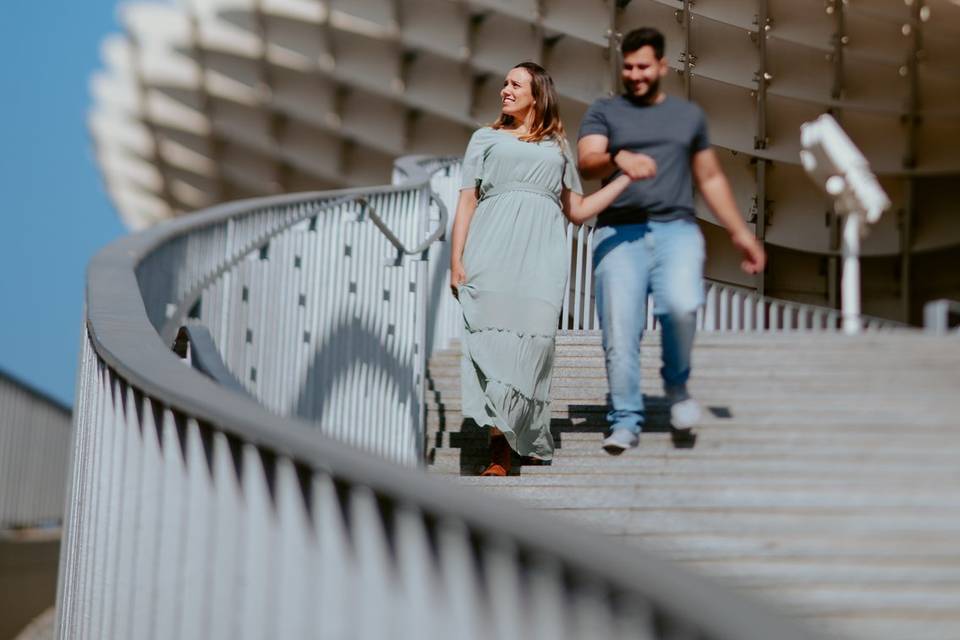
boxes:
[426,331,960,640]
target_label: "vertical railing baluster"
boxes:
[572,224,586,331]
[561,222,575,330]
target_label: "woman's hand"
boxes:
[450,261,467,298]
[450,188,478,298]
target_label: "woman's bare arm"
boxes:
[449,187,478,296]
[561,174,633,225]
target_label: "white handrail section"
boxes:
[132,161,449,466]
[0,372,71,530]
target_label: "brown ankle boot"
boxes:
[480,433,512,476]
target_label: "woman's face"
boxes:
[500,67,535,121]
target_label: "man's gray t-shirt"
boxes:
[578,94,710,225]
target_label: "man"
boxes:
[577,27,766,453]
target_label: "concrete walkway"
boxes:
[427,331,960,640]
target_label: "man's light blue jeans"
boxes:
[592,219,705,434]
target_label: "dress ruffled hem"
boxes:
[461,376,555,461]
[460,322,556,460]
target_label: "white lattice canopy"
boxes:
[90,0,960,320]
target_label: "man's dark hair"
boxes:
[620,27,665,58]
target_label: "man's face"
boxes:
[621,45,667,101]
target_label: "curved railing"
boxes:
[57,155,819,639]
[559,223,905,333]
[0,371,71,530]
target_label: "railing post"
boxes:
[561,222,575,331]
[731,291,742,330]
[925,299,960,335]
[415,186,431,463]
[704,284,717,332]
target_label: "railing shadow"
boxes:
[292,317,420,457]
[441,395,740,474]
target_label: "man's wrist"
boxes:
[730,227,755,245]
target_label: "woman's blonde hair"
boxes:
[491,62,566,144]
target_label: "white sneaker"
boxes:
[602,428,639,455]
[670,398,702,432]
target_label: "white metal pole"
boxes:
[841,212,861,335]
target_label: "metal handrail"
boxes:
[62,154,820,639]
[158,162,450,346]
[365,192,450,257]
[157,193,360,345]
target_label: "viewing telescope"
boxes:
[799,114,891,334]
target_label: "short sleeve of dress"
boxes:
[561,142,583,195]
[691,106,711,153]
[460,127,490,190]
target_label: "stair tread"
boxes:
[423,330,960,638]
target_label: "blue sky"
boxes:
[0,1,126,406]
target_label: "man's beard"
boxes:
[625,77,660,104]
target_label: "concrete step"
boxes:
[429,351,960,370]
[452,483,960,510]
[527,507,960,537]
[428,429,960,453]
[450,331,948,348]
[423,406,960,429]
[425,330,960,640]
[448,470,960,487]
[426,382,955,399]
[430,441,960,462]
[434,342,960,358]
[426,447,960,478]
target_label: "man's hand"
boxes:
[450,262,466,298]
[614,150,657,180]
[731,229,766,275]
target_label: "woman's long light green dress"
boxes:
[458,127,583,461]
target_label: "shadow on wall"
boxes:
[292,316,420,454]
[425,234,454,354]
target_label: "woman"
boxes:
[450,62,636,476]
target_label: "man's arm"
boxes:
[692,148,766,274]
[578,134,657,181]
